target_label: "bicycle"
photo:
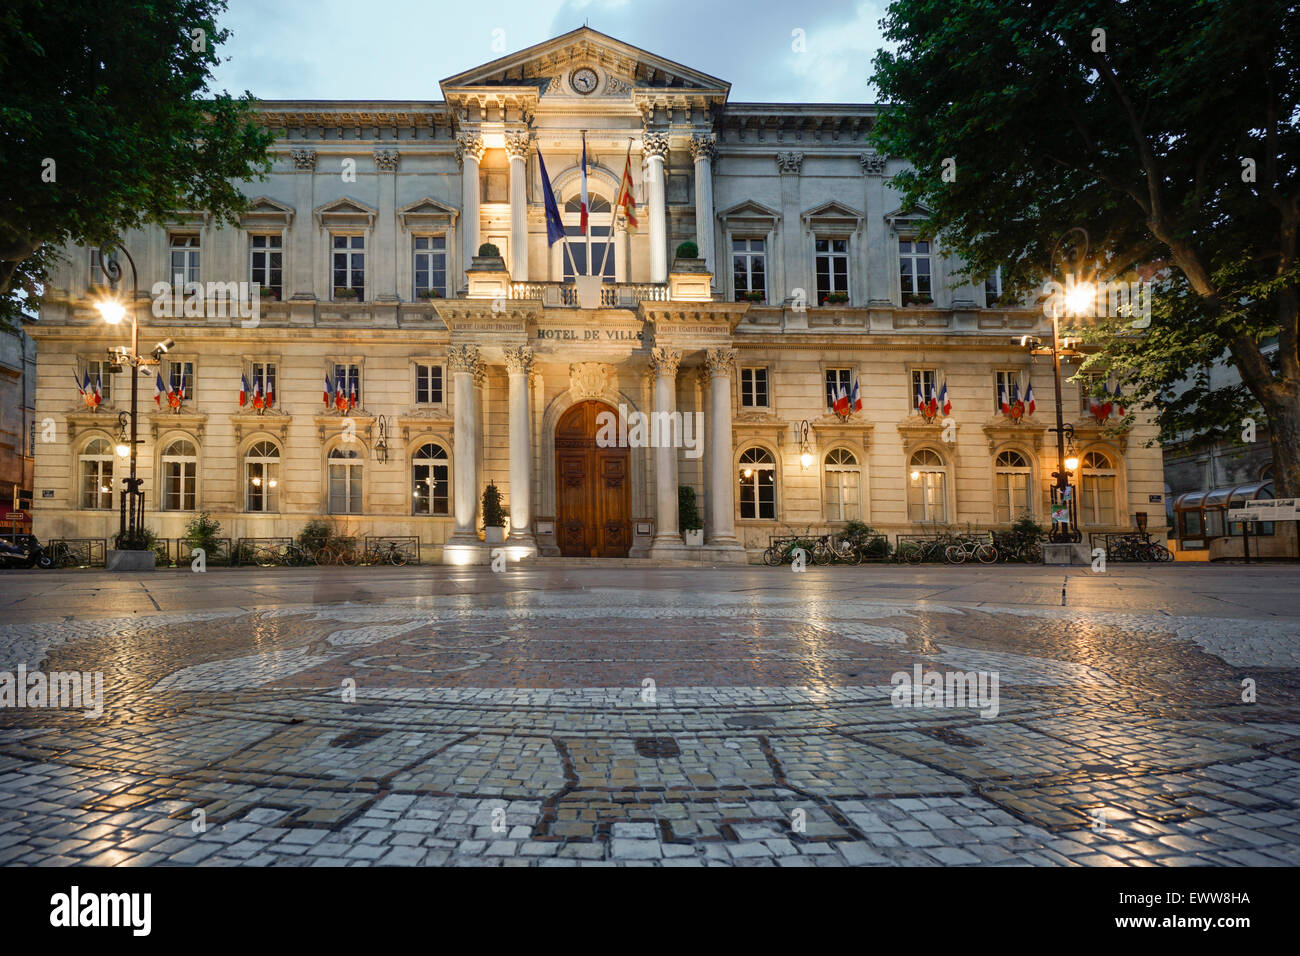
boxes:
[37,541,78,569]
[359,540,410,567]
[314,542,358,566]
[255,542,311,567]
[944,535,999,565]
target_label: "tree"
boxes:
[0,0,274,326]
[869,0,1300,494]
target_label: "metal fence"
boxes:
[363,535,421,565]
[45,538,107,568]
[154,538,234,567]
[235,537,293,565]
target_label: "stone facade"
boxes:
[27,28,1166,562]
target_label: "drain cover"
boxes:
[634,737,681,758]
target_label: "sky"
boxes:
[210,0,892,103]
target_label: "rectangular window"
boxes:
[985,267,1003,306]
[168,361,194,402]
[562,225,614,281]
[899,238,932,303]
[995,370,1020,412]
[741,367,769,408]
[815,237,849,302]
[164,460,196,511]
[332,234,365,300]
[332,362,361,406]
[169,235,200,286]
[732,238,766,302]
[825,368,852,410]
[251,361,276,401]
[911,369,937,414]
[83,360,113,403]
[250,234,283,299]
[415,364,444,405]
[413,236,448,300]
[88,248,108,287]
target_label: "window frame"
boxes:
[327,445,365,515]
[814,236,850,302]
[907,447,949,524]
[737,446,777,521]
[412,234,449,301]
[169,233,201,287]
[249,233,283,300]
[740,367,769,409]
[993,449,1033,524]
[331,233,366,301]
[823,447,861,522]
[79,437,115,510]
[732,237,767,302]
[411,442,451,516]
[910,368,939,416]
[161,438,198,512]
[824,368,853,411]
[898,236,933,303]
[414,362,445,406]
[244,440,281,513]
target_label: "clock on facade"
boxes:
[570,67,599,94]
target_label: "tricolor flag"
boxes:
[166,374,181,409]
[239,374,250,408]
[999,381,1010,415]
[264,377,274,409]
[939,381,951,416]
[928,384,940,417]
[1025,380,1036,416]
[92,370,103,407]
[348,378,357,409]
[334,371,347,411]
[850,379,863,413]
[155,373,166,407]
[917,379,926,413]
[1088,389,1105,422]
[833,382,850,416]
[616,142,638,232]
[75,370,89,407]
[323,372,333,407]
[578,132,589,235]
[1110,381,1125,417]
[537,149,566,247]
[251,377,264,410]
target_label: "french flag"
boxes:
[323,372,333,407]
[265,377,274,408]
[928,384,940,417]
[850,379,862,413]
[833,383,850,416]
[92,370,103,407]
[251,378,263,410]
[1000,381,1010,415]
[916,379,926,413]
[348,378,357,409]
[1010,379,1020,409]
[155,373,166,408]
[939,381,951,416]
[1025,380,1036,416]
[1110,381,1125,417]
[239,373,249,407]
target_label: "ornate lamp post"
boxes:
[1021,228,1092,544]
[94,241,172,552]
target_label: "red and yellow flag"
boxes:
[616,143,638,233]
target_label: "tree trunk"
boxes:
[1262,386,1300,497]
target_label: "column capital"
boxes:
[703,347,738,381]
[642,131,670,161]
[859,151,887,176]
[776,151,804,176]
[648,347,682,378]
[503,345,535,375]
[689,133,717,163]
[290,148,317,171]
[447,344,482,374]
[504,131,531,161]
[373,149,400,173]
[456,132,487,168]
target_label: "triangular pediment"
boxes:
[803,199,863,223]
[717,199,782,225]
[441,27,730,98]
[314,196,378,227]
[398,196,459,227]
[240,195,295,226]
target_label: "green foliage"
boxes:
[678,486,703,531]
[297,518,334,554]
[481,481,506,527]
[0,0,275,327]
[184,511,222,549]
[842,520,891,557]
[870,0,1300,491]
[674,241,699,259]
[477,242,501,258]
[114,526,159,551]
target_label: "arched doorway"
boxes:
[555,400,630,557]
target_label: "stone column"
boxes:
[290,149,316,300]
[860,151,893,307]
[457,133,486,287]
[643,132,670,284]
[505,132,530,281]
[704,348,743,554]
[690,134,717,279]
[374,149,400,301]
[777,152,804,310]
[504,346,536,552]
[648,347,683,555]
[614,221,628,284]
[448,344,481,542]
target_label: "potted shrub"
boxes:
[679,486,704,547]
[185,511,225,564]
[821,291,849,305]
[738,290,765,303]
[334,286,358,301]
[671,240,707,273]
[417,288,443,300]
[482,481,507,545]
[471,242,506,272]
[902,292,933,306]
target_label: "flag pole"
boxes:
[598,138,631,283]
[559,131,586,284]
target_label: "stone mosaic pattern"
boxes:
[1,584,1298,867]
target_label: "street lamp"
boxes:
[1021,227,1092,544]
[93,241,159,552]
[796,420,813,470]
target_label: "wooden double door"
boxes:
[555,400,631,557]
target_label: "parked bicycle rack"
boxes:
[363,535,421,565]
[46,538,107,568]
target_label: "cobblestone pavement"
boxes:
[1,565,1298,867]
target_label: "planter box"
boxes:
[683,529,704,547]
[485,526,506,545]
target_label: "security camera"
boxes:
[152,338,176,358]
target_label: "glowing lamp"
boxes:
[95,298,127,324]
[1065,455,1080,472]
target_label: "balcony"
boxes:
[505,281,671,308]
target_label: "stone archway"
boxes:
[554,400,631,557]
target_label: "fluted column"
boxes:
[860,151,893,307]
[457,133,486,286]
[704,348,742,551]
[690,134,717,279]
[504,346,535,551]
[374,149,400,301]
[648,347,683,554]
[505,132,530,281]
[644,132,669,283]
[448,345,481,538]
[289,149,316,300]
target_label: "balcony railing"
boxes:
[507,282,670,308]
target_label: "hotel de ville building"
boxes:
[28,28,1166,564]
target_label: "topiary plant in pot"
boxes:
[482,481,507,544]
[672,240,706,273]
[679,485,704,546]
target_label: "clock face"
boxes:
[570,67,599,95]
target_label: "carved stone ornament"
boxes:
[642,131,670,160]
[648,348,682,379]
[859,151,887,176]
[455,133,487,168]
[776,152,804,175]
[373,149,399,172]
[290,148,317,171]
[703,348,738,381]
[569,362,612,399]
[447,344,481,374]
[504,131,531,161]
[689,134,717,163]
[504,345,535,376]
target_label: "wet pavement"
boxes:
[0,563,1298,866]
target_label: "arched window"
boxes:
[328,446,363,514]
[994,450,1032,523]
[162,439,197,511]
[562,192,614,281]
[412,443,450,516]
[824,448,860,521]
[1080,450,1117,526]
[908,448,947,523]
[738,447,776,519]
[80,438,114,510]
[244,440,280,513]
